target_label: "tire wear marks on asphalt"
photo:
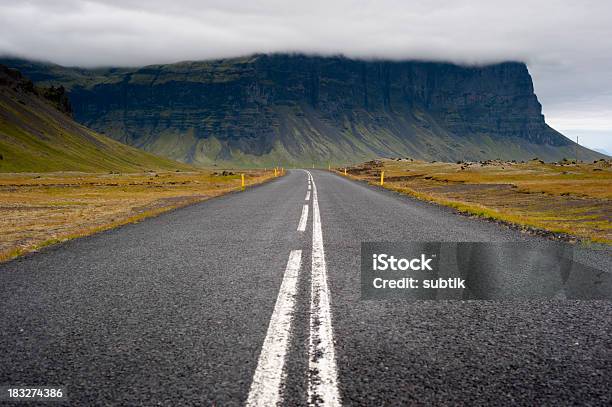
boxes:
[246,249,303,407]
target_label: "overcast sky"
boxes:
[1,0,611,153]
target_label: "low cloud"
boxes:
[1,0,610,150]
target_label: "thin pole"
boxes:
[576,136,579,163]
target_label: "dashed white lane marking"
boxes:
[305,170,341,406]
[305,191,311,201]
[298,204,309,232]
[246,250,303,407]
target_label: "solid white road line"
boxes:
[298,204,309,232]
[308,184,311,190]
[305,170,341,406]
[246,250,303,407]
[305,191,311,201]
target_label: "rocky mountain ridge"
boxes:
[1,54,603,165]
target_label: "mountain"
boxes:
[0,65,192,172]
[1,54,604,166]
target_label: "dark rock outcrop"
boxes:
[0,65,72,115]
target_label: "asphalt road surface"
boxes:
[1,170,610,406]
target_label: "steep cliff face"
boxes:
[2,55,602,165]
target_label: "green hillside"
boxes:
[0,65,192,173]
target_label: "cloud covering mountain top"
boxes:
[1,0,610,150]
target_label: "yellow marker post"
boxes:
[344,168,347,176]
[274,168,278,177]
[241,174,245,190]
[380,171,385,186]
[328,164,331,171]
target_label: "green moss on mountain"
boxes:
[0,65,192,173]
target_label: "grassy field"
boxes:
[0,169,277,262]
[340,158,611,244]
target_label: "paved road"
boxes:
[1,169,610,406]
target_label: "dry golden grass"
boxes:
[341,158,612,244]
[0,169,277,262]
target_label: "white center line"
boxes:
[297,204,309,232]
[305,170,342,406]
[305,191,311,201]
[246,250,303,407]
